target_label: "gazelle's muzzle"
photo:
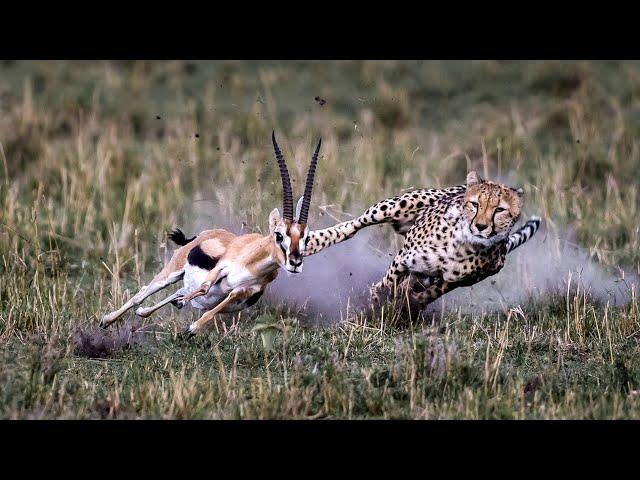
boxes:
[285,252,303,273]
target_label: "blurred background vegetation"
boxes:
[1,61,639,418]
[2,60,638,278]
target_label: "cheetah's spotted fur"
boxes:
[305,171,540,313]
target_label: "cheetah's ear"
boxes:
[512,187,524,198]
[466,171,483,186]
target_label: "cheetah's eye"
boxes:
[275,232,284,243]
[469,201,479,208]
[495,207,506,213]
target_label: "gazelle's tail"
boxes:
[168,228,196,246]
[506,216,541,254]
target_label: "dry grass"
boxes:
[1,60,639,418]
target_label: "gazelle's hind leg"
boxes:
[100,268,184,328]
[135,287,187,318]
[182,265,223,302]
[185,287,257,337]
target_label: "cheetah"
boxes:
[304,171,541,314]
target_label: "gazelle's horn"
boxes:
[297,138,321,225]
[271,131,294,221]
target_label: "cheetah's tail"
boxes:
[506,216,541,254]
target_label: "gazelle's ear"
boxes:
[295,196,304,222]
[269,208,281,233]
[466,171,483,186]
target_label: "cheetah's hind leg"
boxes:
[397,274,441,323]
[370,252,410,306]
[369,275,428,324]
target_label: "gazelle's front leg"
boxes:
[183,265,223,302]
[185,287,255,337]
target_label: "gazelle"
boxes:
[100,132,322,337]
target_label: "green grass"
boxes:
[1,60,639,418]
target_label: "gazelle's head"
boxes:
[269,131,321,274]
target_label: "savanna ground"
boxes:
[1,60,639,419]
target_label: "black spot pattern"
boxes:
[304,182,538,311]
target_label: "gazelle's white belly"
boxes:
[182,262,266,312]
[183,263,226,310]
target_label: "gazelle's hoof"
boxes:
[182,326,196,340]
[170,299,184,309]
[99,316,111,329]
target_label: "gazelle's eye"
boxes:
[275,232,284,243]
[495,207,506,213]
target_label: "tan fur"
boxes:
[148,229,235,286]
[184,234,278,299]
[100,219,310,335]
[102,133,322,334]
[463,173,522,239]
[199,234,233,258]
[286,223,305,265]
[180,216,308,335]
[100,229,237,328]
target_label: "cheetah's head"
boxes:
[463,171,523,243]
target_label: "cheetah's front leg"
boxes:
[370,252,409,305]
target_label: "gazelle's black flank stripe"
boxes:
[245,291,264,307]
[506,217,541,253]
[187,245,219,270]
